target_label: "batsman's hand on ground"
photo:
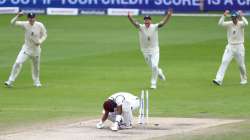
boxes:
[224,10,230,16]
[96,121,104,129]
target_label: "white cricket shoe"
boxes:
[240,80,248,85]
[158,69,166,81]
[119,124,132,129]
[34,81,42,87]
[96,121,104,129]
[150,84,157,89]
[4,81,13,88]
[110,122,119,131]
[212,79,222,86]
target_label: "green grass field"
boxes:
[0,15,249,139]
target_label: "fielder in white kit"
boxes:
[213,10,248,86]
[128,9,172,89]
[96,92,140,131]
[5,12,47,87]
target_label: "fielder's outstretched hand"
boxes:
[224,10,230,16]
[238,10,243,17]
[167,8,173,16]
[128,11,132,18]
[17,11,24,17]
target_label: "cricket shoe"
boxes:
[150,84,157,89]
[110,122,119,131]
[34,81,42,87]
[212,79,222,86]
[240,80,248,85]
[158,69,166,81]
[119,123,133,129]
[4,81,13,88]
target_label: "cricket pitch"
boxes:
[0,117,243,140]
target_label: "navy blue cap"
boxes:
[231,11,239,18]
[27,13,36,18]
[144,15,151,20]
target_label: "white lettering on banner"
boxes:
[102,0,147,5]
[62,0,98,5]
[43,0,51,4]
[155,0,169,5]
[22,0,30,4]
[183,0,191,5]
[173,0,181,5]
[207,0,221,5]
[10,0,37,5]
[0,0,6,4]
[68,0,78,4]
[79,0,98,4]
[192,0,200,6]
[155,0,200,6]
[32,0,36,4]
[11,0,19,5]
[238,0,250,5]
[102,0,109,5]
[224,0,233,5]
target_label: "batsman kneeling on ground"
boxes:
[96,92,140,131]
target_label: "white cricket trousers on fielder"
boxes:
[143,51,163,85]
[108,98,140,126]
[7,45,41,84]
[215,44,247,82]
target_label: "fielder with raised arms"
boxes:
[96,92,140,131]
[5,12,47,87]
[213,10,248,86]
[128,9,172,89]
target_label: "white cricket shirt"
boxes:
[138,24,159,53]
[218,16,248,45]
[108,92,138,106]
[11,17,47,56]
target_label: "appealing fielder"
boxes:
[128,9,172,89]
[213,10,248,86]
[5,12,47,87]
[96,92,140,131]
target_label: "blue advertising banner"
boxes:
[204,0,250,11]
[0,0,200,11]
[0,0,249,14]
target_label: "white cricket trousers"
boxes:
[215,44,247,82]
[143,51,163,85]
[108,98,140,126]
[7,46,41,84]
